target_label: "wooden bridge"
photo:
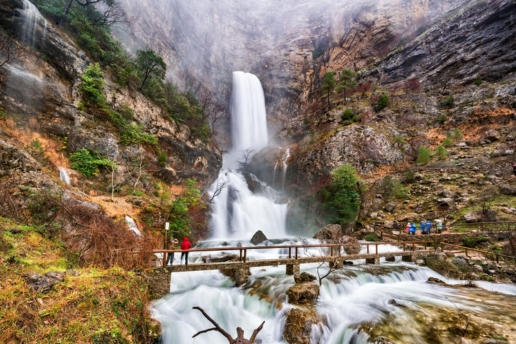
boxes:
[147,241,435,299]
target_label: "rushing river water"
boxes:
[152,72,516,343]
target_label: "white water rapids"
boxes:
[152,72,516,343]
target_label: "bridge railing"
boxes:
[381,231,516,264]
[152,241,435,268]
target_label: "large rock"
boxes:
[286,282,320,304]
[483,129,500,142]
[313,224,341,241]
[23,271,65,293]
[463,212,482,223]
[294,272,317,284]
[499,184,516,196]
[283,308,320,344]
[250,230,268,245]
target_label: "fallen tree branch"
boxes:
[192,306,265,343]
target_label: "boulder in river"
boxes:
[250,230,268,245]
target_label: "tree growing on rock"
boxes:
[336,68,358,104]
[321,71,336,112]
[322,164,361,224]
[134,49,166,92]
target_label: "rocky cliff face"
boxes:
[0,0,221,189]
[116,0,470,131]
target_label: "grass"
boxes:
[0,217,158,343]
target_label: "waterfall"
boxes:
[281,148,290,191]
[125,216,141,236]
[209,72,288,240]
[58,167,71,185]
[230,71,268,153]
[20,0,48,47]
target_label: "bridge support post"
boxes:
[286,263,300,275]
[145,268,171,300]
[402,255,414,262]
[365,257,380,264]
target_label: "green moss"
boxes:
[0,217,156,343]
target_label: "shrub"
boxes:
[453,128,463,141]
[404,169,415,183]
[157,150,167,167]
[437,114,447,124]
[342,108,354,121]
[375,93,389,112]
[474,76,482,86]
[442,96,454,108]
[416,146,431,165]
[442,137,453,147]
[435,145,448,160]
[462,235,490,248]
[79,63,106,107]
[70,149,115,177]
[321,164,361,224]
[364,233,381,242]
[381,176,409,199]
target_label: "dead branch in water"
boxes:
[192,306,265,343]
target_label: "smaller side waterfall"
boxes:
[58,167,71,185]
[20,0,48,47]
[281,148,290,191]
[125,216,141,236]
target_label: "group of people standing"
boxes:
[405,220,444,235]
[166,236,192,266]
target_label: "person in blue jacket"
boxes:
[426,221,433,234]
[409,223,417,235]
[420,220,426,234]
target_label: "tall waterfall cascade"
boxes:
[209,72,288,240]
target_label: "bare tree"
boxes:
[61,0,127,28]
[238,149,254,172]
[192,306,265,344]
[208,180,227,203]
[86,1,128,28]
[0,35,18,68]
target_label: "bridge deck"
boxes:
[161,250,434,273]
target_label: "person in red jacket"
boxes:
[180,237,193,266]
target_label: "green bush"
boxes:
[437,114,447,124]
[342,108,354,121]
[381,176,409,199]
[453,128,463,141]
[404,169,415,183]
[474,76,482,86]
[442,137,453,147]
[79,63,106,108]
[416,146,431,165]
[364,233,381,242]
[442,96,454,108]
[169,179,203,238]
[70,149,115,177]
[321,164,361,224]
[462,235,490,248]
[375,93,389,112]
[435,145,448,160]
[157,150,167,167]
